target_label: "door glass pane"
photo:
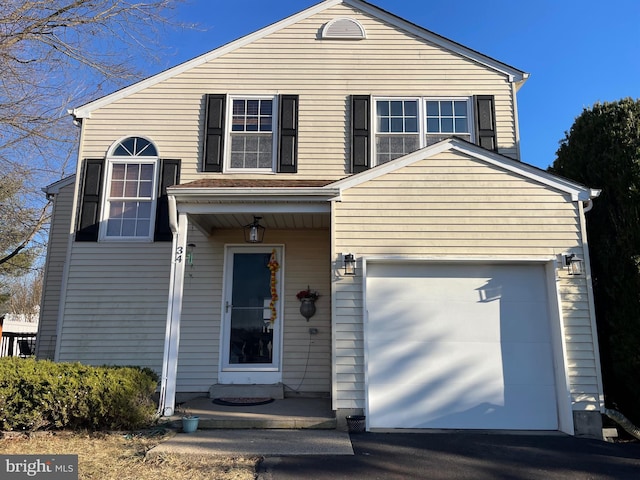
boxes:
[229,253,273,365]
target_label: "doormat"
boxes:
[213,397,275,407]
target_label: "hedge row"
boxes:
[0,357,159,431]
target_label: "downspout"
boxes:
[604,409,640,440]
[577,193,606,416]
[583,199,594,213]
[579,190,640,439]
[157,195,183,417]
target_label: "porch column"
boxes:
[158,202,188,416]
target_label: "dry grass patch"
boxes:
[0,429,258,480]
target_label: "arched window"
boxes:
[111,136,158,157]
[102,137,159,240]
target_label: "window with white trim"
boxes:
[102,137,158,240]
[425,99,471,145]
[374,97,473,165]
[229,96,275,170]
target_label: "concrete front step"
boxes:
[209,383,285,400]
[195,417,337,430]
[171,396,336,430]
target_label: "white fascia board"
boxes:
[179,203,331,215]
[346,0,529,83]
[71,0,343,119]
[450,142,594,201]
[42,175,76,195]
[329,137,594,202]
[329,140,455,191]
[168,187,340,201]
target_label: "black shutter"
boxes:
[351,95,371,173]
[278,94,299,173]
[474,95,497,151]
[154,159,181,242]
[202,94,226,172]
[76,159,104,242]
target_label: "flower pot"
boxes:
[299,297,316,320]
[182,416,200,433]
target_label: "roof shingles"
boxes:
[171,179,336,189]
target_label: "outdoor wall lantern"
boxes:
[564,253,584,275]
[244,216,266,243]
[343,253,356,276]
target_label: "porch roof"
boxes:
[171,179,337,189]
[167,178,342,235]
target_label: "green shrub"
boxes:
[0,358,159,431]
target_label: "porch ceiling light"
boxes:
[564,253,584,275]
[244,216,266,243]
[343,253,356,276]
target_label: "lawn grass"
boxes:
[0,429,258,480]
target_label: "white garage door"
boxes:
[365,262,558,430]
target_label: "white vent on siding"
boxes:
[321,18,366,40]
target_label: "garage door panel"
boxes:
[501,342,555,386]
[500,303,552,342]
[369,381,558,430]
[367,340,504,387]
[366,262,559,431]
[367,299,501,343]
[369,380,508,429]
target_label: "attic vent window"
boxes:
[321,18,366,40]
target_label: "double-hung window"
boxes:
[102,137,158,241]
[425,99,471,145]
[374,97,473,165]
[203,94,298,173]
[375,99,420,164]
[229,96,276,171]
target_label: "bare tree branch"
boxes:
[0,0,188,308]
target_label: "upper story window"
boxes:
[374,97,473,165]
[202,94,298,174]
[425,99,471,144]
[102,137,158,241]
[230,97,275,170]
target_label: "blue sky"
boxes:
[159,0,639,170]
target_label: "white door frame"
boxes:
[218,244,284,384]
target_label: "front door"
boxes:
[219,246,282,384]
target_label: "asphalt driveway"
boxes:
[258,432,640,480]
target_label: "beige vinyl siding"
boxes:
[36,182,75,360]
[57,243,171,373]
[78,3,518,182]
[175,228,221,392]
[560,278,602,410]
[281,230,331,394]
[332,150,599,411]
[176,228,331,394]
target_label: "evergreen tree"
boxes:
[550,98,640,423]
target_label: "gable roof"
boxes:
[42,175,76,197]
[70,0,529,119]
[329,137,600,202]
